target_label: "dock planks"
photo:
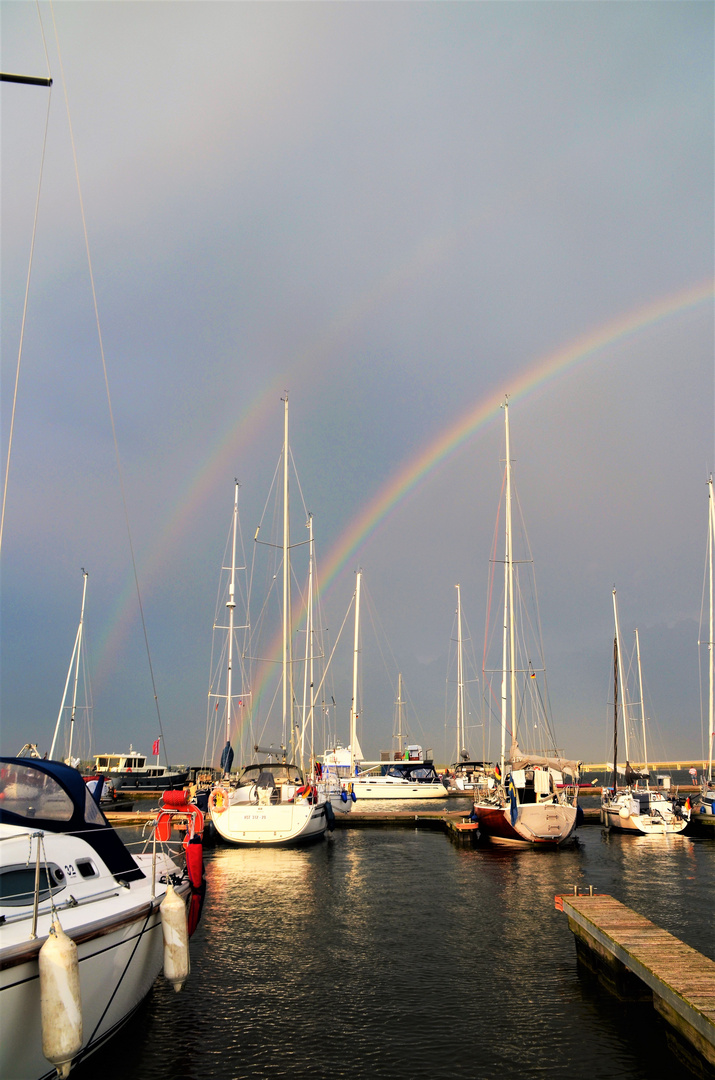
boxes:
[557,892,715,1075]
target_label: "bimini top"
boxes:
[0,757,144,882]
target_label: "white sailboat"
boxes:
[446,584,490,791]
[209,399,328,845]
[323,570,446,800]
[694,474,714,816]
[600,589,689,835]
[472,398,580,844]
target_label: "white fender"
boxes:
[619,804,631,819]
[161,883,189,992]
[39,920,83,1079]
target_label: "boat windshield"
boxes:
[0,762,74,821]
[384,763,439,781]
[238,763,303,785]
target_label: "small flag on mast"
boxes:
[152,738,160,756]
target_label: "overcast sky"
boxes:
[1,1,713,770]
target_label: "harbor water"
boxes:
[73,805,714,1080]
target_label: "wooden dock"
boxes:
[556,891,715,1077]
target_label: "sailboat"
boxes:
[446,584,490,791]
[472,399,581,845]
[600,589,690,835]
[694,475,714,816]
[208,399,328,845]
[323,571,446,800]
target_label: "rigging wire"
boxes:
[47,2,169,763]
[0,3,53,556]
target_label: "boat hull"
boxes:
[474,802,578,845]
[109,769,189,791]
[1,900,172,1080]
[349,779,447,800]
[600,804,689,835]
[210,799,327,845]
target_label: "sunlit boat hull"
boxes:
[473,802,578,845]
[0,870,185,1080]
[0,758,194,1080]
[350,778,447,800]
[600,799,689,835]
[210,800,327,845]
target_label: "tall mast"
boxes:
[456,584,465,758]
[225,481,239,750]
[708,475,714,782]
[612,588,630,763]
[635,627,648,776]
[50,569,89,761]
[396,673,405,757]
[282,395,292,753]
[612,632,618,791]
[67,569,89,763]
[350,569,362,775]
[300,512,314,772]
[501,398,516,774]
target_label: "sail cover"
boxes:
[508,738,581,779]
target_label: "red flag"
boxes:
[152,738,160,756]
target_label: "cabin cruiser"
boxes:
[0,757,198,1079]
[92,748,188,790]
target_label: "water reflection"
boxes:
[69,825,713,1080]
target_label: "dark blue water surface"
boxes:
[73,810,713,1080]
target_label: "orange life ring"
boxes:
[208,786,229,814]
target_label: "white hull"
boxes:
[1,882,177,1080]
[601,793,689,835]
[0,820,188,1080]
[350,777,446,800]
[211,799,327,845]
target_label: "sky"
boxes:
[1,1,713,771]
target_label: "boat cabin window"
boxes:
[0,863,66,906]
[0,764,73,821]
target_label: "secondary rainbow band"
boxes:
[228,277,714,748]
[95,278,713,709]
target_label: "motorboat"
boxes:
[0,757,201,1080]
[91,749,188,790]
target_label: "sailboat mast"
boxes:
[225,481,239,749]
[300,512,314,771]
[612,588,630,762]
[49,569,88,761]
[67,569,89,762]
[503,398,516,772]
[282,396,292,753]
[456,583,465,758]
[708,475,714,782]
[396,673,405,757]
[635,627,648,776]
[350,569,362,775]
[612,633,618,791]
